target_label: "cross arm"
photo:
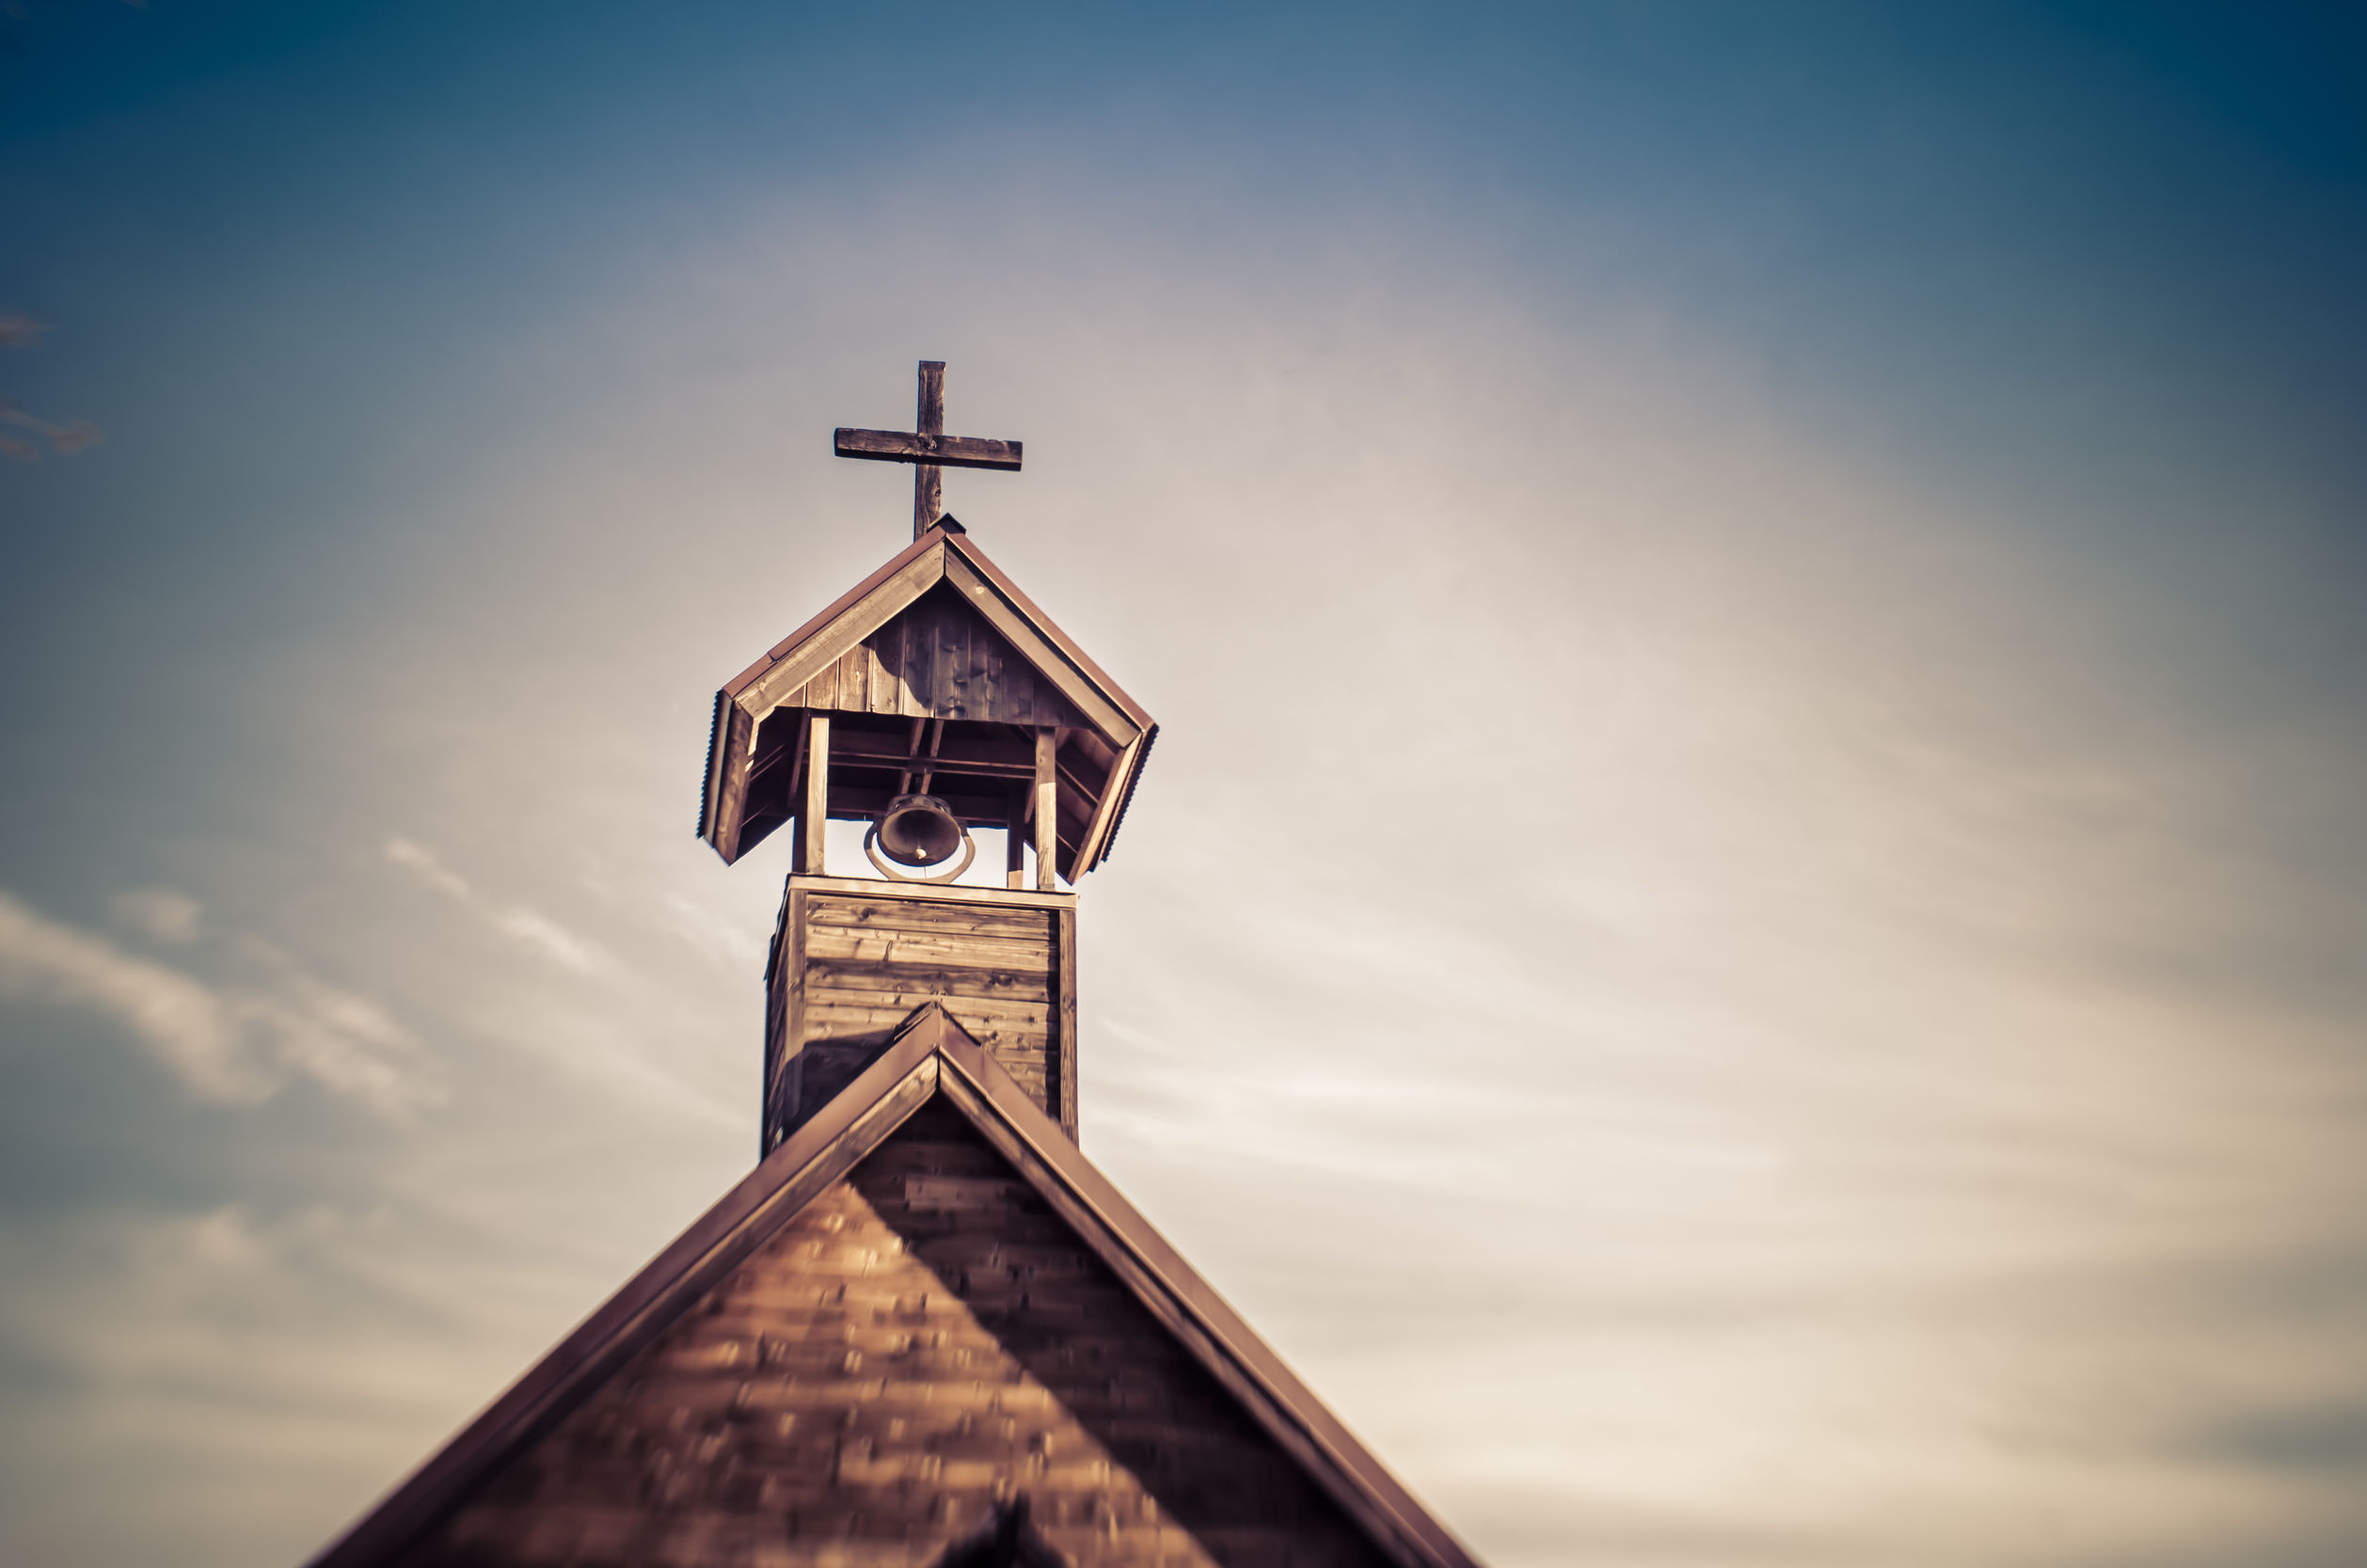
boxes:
[834,429,1024,470]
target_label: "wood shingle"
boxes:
[308,1008,1481,1568]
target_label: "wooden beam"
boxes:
[1055,901,1078,1140]
[831,726,1036,773]
[1033,727,1058,892]
[734,546,948,720]
[821,784,1007,824]
[797,713,830,876]
[913,360,944,537]
[1006,789,1027,891]
[833,429,1024,471]
[704,699,757,863]
[765,885,810,1154]
[1068,730,1143,879]
[914,716,946,795]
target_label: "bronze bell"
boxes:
[875,793,965,866]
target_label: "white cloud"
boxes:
[656,891,766,971]
[384,837,611,975]
[0,889,437,1117]
[112,887,203,945]
[0,890,259,1101]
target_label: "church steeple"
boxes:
[697,362,1156,1153]
[305,361,1484,1568]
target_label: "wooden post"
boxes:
[1033,727,1058,892]
[764,884,809,1156]
[1006,788,1027,890]
[913,360,945,539]
[1055,901,1078,1141]
[797,712,830,876]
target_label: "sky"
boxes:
[3,3,2365,1565]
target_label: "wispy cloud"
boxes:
[0,889,437,1117]
[112,887,203,945]
[0,400,101,461]
[383,838,611,974]
[0,311,100,460]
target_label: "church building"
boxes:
[306,365,1485,1568]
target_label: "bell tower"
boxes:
[308,359,1485,1568]
[698,362,1156,1153]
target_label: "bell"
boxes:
[876,793,966,867]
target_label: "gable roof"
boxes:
[307,1004,1483,1568]
[699,527,1158,876]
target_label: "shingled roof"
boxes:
[307,1006,1481,1568]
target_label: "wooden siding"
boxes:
[770,880,1076,1149]
[400,1103,1392,1568]
[789,585,1085,730]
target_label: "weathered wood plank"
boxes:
[1070,731,1143,879]
[976,615,1005,727]
[1034,728,1058,893]
[803,961,1053,1003]
[793,589,1097,731]
[706,701,757,862]
[1056,903,1079,1141]
[784,874,1075,913]
[805,990,1052,1031]
[775,888,810,1151]
[1006,788,1026,891]
[799,1001,937,1035]
[802,930,1053,970]
[833,429,1024,470]
[912,360,944,537]
[800,651,835,710]
[735,548,947,721]
[767,879,1075,1143]
[802,898,1050,939]
[943,555,1136,747]
[796,714,829,877]
[896,610,926,717]
[802,921,1049,957]
[833,721,1034,776]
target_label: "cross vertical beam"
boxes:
[913,360,944,539]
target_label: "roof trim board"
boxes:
[306,1004,1481,1568]
[940,552,1136,744]
[718,529,1148,746]
[722,529,946,703]
[728,543,952,722]
[306,1011,949,1568]
[927,1038,1478,1568]
[938,537,1152,734]
[1067,725,1151,879]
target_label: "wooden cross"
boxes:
[834,361,1024,540]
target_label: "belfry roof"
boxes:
[307,1005,1481,1568]
[699,526,1157,877]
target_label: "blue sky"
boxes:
[4,5,2365,1566]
